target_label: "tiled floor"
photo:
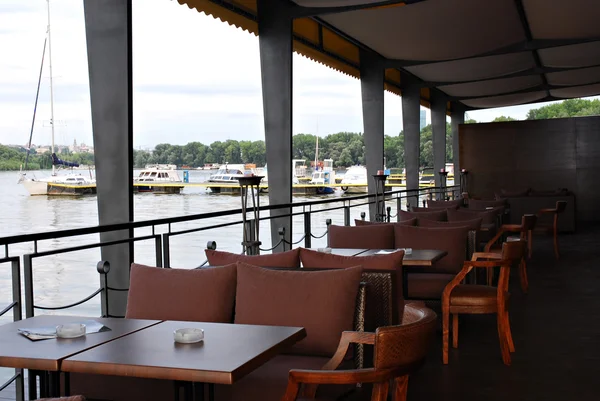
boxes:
[1,225,599,400]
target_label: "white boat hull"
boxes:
[342,186,368,194]
[21,180,48,196]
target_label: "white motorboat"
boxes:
[340,165,368,194]
[134,164,182,192]
[207,163,259,192]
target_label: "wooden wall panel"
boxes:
[459,116,600,222]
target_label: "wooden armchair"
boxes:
[442,240,527,366]
[535,201,567,259]
[281,304,437,401]
[483,214,536,292]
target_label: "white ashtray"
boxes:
[402,248,413,255]
[317,248,332,254]
[56,323,86,339]
[174,328,204,344]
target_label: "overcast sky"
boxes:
[0,0,595,149]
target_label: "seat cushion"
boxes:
[355,218,417,226]
[398,209,447,222]
[394,225,469,274]
[418,217,482,231]
[407,273,456,300]
[215,355,352,401]
[235,262,362,357]
[328,224,395,249]
[450,285,500,307]
[126,263,237,322]
[205,248,301,268]
[427,198,464,209]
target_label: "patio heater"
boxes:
[460,169,469,196]
[373,171,389,222]
[236,175,264,255]
[438,169,448,200]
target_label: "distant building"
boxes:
[420,110,427,130]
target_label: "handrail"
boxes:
[0,185,459,247]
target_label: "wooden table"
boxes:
[62,321,306,400]
[358,249,447,266]
[0,315,160,399]
[328,248,368,256]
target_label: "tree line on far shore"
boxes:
[2,98,599,171]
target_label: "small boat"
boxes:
[207,163,258,193]
[340,165,368,193]
[134,164,182,193]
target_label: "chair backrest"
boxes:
[496,240,528,293]
[556,201,567,214]
[373,304,437,370]
[521,214,537,232]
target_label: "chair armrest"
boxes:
[442,265,473,302]
[321,331,375,371]
[500,224,523,231]
[282,368,398,401]
[471,252,502,261]
[537,208,556,214]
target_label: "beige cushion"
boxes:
[235,262,362,357]
[126,263,237,322]
[205,248,301,268]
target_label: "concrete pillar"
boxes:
[402,83,421,208]
[451,102,465,178]
[360,50,385,220]
[257,0,292,250]
[84,0,133,317]
[431,91,447,188]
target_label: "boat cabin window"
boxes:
[150,172,157,177]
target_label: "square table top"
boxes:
[328,248,368,256]
[357,249,448,266]
[61,321,306,385]
[0,315,160,371]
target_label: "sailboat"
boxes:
[309,136,336,194]
[18,0,95,196]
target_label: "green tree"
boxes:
[492,116,516,122]
[526,98,600,120]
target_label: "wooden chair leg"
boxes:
[442,305,450,364]
[393,376,409,401]
[487,267,493,286]
[504,311,515,353]
[519,259,529,293]
[452,314,459,349]
[528,230,533,259]
[553,227,560,260]
[373,381,390,401]
[497,312,511,366]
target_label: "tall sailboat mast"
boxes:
[47,0,56,176]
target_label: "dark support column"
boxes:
[431,91,447,188]
[84,0,133,317]
[360,50,385,220]
[257,0,292,250]
[451,103,465,180]
[402,83,421,208]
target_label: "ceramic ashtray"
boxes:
[317,248,332,253]
[56,323,86,339]
[403,248,413,255]
[174,328,204,344]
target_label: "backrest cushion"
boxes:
[447,208,499,225]
[394,225,469,274]
[235,262,363,357]
[300,248,405,325]
[329,224,395,249]
[418,217,482,231]
[205,248,300,268]
[126,263,237,322]
[398,209,447,222]
[355,218,417,227]
[411,205,458,212]
[427,198,464,209]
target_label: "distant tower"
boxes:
[420,110,427,130]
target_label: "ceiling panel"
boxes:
[538,42,600,68]
[523,0,600,39]
[461,91,547,109]
[294,0,388,6]
[439,75,542,98]
[323,0,526,61]
[406,52,535,83]
[547,66,600,86]
[550,84,600,99]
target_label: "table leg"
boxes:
[208,383,214,401]
[27,370,38,400]
[64,372,71,396]
[174,381,193,401]
[48,371,60,397]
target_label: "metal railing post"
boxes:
[397,197,402,221]
[344,205,351,226]
[386,206,391,223]
[325,219,332,247]
[304,212,311,249]
[278,227,286,252]
[162,233,171,268]
[11,258,22,321]
[97,261,110,318]
[360,212,366,221]
[23,254,34,318]
[154,235,163,268]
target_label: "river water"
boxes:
[0,169,372,321]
